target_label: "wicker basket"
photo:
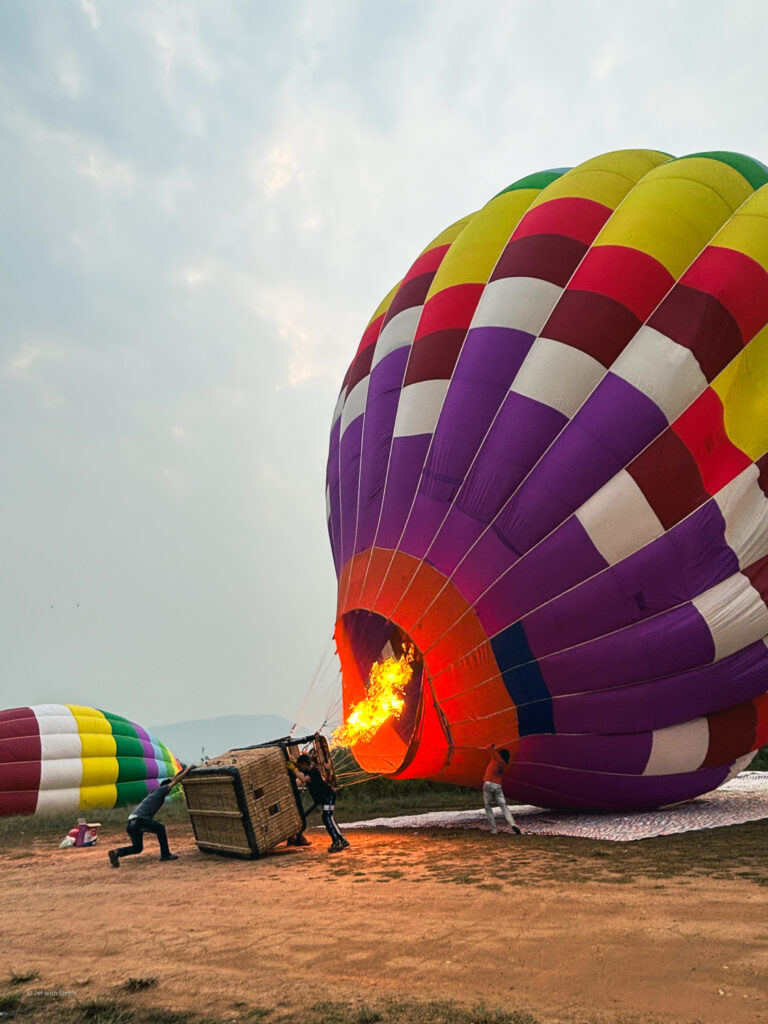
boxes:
[183,745,303,858]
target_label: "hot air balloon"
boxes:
[327,148,768,811]
[0,704,180,816]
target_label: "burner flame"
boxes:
[333,647,415,747]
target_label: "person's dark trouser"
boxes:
[321,795,344,844]
[115,816,171,858]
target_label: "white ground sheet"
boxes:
[344,771,768,842]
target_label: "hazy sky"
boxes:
[2,0,767,731]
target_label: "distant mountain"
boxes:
[149,714,299,765]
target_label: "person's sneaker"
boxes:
[293,834,311,847]
[509,826,523,835]
[108,849,120,868]
[338,837,350,849]
[160,853,179,861]
[328,841,342,853]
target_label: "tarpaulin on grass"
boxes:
[344,772,768,842]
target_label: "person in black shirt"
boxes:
[108,766,192,867]
[294,753,349,852]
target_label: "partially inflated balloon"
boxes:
[327,149,768,811]
[0,704,180,816]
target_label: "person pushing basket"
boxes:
[108,765,194,868]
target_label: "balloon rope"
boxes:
[291,635,335,735]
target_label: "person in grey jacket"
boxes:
[108,766,193,867]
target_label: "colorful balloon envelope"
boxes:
[327,148,768,811]
[0,704,180,816]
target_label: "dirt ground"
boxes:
[2,820,767,1024]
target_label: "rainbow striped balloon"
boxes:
[328,148,768,811]
[0,704,180,816]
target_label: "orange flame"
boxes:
[333,647,415,748]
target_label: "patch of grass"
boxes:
[0,991,23,1012]
[141,1010,190,1023]
[121,979,157,993]
[438,871,482,885]
[9,969,40,985]
[0,997,538,1024]
[352,1007,383,1024]
[308,1000,541,1024]
[382,819,768,887]
[335,778,482,821]
[0,778,480,851]
[328,867,355,879]
[78,999,132,1023]
[0,993,693,1024]
[304,1004,386,1024]
[0,801,190,851]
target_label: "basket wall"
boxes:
[183,746,302,857]
[183,774,253,856]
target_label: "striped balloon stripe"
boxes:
[446,472,768,719]
[447,155,766,606]
[433,169,768,639]
[337,223,468,611]
[358,153,663,585]
[685,150,768,191]
[333,221,470,582]
[406,200,611,551]
[374,186,554,556]
[365,152,667,630]
[461,448,768,716]
[465,566,768,747]
[393,154,684,612]
[0,705,180,816]
[0,707,41,815]
[593,155,754,275]
[327,274,404,576]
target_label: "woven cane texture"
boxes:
[183,746,302,857]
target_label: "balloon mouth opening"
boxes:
[334,610,425,775]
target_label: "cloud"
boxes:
[80,0,100,30]
[79,148,135,191]
[53,53,83,98]
[181,264,215,288]
[258,145,305,199]
[6,343,45,375]
[275,315,316,389]
[160,465,187,492]
[142,5,220,82]
[591,38,622,80]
